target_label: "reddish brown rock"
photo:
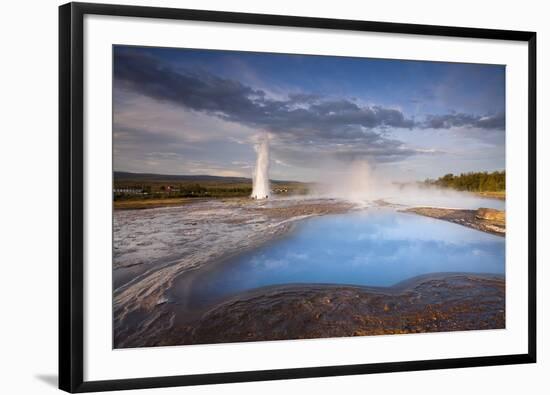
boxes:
[476,207,505,222]
[124,274,505,348]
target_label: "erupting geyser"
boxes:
[251,136,270,199]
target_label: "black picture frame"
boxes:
[59,2,537,392]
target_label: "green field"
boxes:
[113,172,311,208]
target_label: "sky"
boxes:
[113,45,505,182]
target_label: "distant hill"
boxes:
[114,171,299,185]
[114,171,251,184]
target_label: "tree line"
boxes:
[425,171,505,192]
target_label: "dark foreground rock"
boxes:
[136,274,504,347]
[402,207,505,236]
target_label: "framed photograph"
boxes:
[59,2,536,392]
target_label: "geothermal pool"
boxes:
[173,208,505,310]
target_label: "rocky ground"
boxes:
[133,273,504,347]
[113,197,356,347]
[402,207,505,236]
[113,197,506,349]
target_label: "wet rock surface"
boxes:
[113,198,356,347]
[113,199,505,349]
[130,274,504,347]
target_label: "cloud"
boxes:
[114,49,415,145]
[270,134,428,168]
[421,112,505,130]
[113,48,502,176]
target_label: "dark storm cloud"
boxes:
[287,93,321,103]
[421,112,505,130]
[114,50,415,143]
[270,127,425,166]
[112,47,505,179]
[115,50,501,167]
[333,145,422,163]
[115,51,262,118]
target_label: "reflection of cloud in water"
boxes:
[251,251,309,270]
[251,256,289,270]
[198,209,505,294]
[286,252,309,261]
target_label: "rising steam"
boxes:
[251,135,270,199]
[311,159,501,209]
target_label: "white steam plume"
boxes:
[251,135,270,199]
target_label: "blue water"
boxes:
[186,209,505,305]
